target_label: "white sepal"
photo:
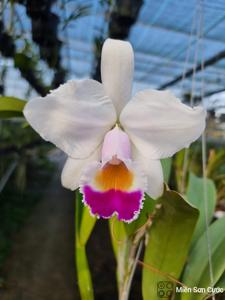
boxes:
[101,39,134,115]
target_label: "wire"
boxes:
[200,1,215,298]
[139,4,225,88]
[135,0,173,48]
[181,0,201,193]
[180,5,198,93]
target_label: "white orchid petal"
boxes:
[101,38,134,115]
[24,79,117,159]
[61,147,101,190]
[133,146,163,199]
[120,89,206,159]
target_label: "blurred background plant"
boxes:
[0,0,225,299]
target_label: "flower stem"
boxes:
[119,240,143,300]
[117,211,158,300]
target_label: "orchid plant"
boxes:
[22,39,215,300]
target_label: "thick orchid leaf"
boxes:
[0,111,24,119]
[0,96,26,119]
[79,205,97,245]
[76,191,96,245]
[187,172,216,245]
[181,217,225,300]
[161,158,172,183]
[216,272,225,289]
[142,190,199,300]
[75,244,94,300]
[75,192,95,300]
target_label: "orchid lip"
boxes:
[80,185,145,223]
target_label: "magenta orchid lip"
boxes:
[81,185,144,223]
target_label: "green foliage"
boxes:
[14,53,35,73]
[142,190,199,300]
[0,96,26,119]
[161,158,172,183]
[187,172,217,245]
[79,205,97,246]
[75,192,97,247]
[207,149,225,203]
[216,272,225,289]
[181,217,225,300]
[75,191,96,300]
[0,118,48,160]
[75,245,94,300]
[207,149,225,179]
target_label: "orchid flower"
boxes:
[23,39,206,223]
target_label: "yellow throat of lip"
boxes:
[94,162,134,191]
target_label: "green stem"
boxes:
[118,238,143,300]
[117,210,156,300]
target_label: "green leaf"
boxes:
[79,206,97,245]
[75,244,94,300]
[0,96,26,119]
[14,53,33,72]
[75,192,95,300]
[76,191,96,246]
[216,272,225,289]
[161,158,172,183]
[181,217,225,300]
[187,172,216,245]
[142,190,199,300]
[0,111,23,119]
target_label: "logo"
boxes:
[157,281,174,298]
